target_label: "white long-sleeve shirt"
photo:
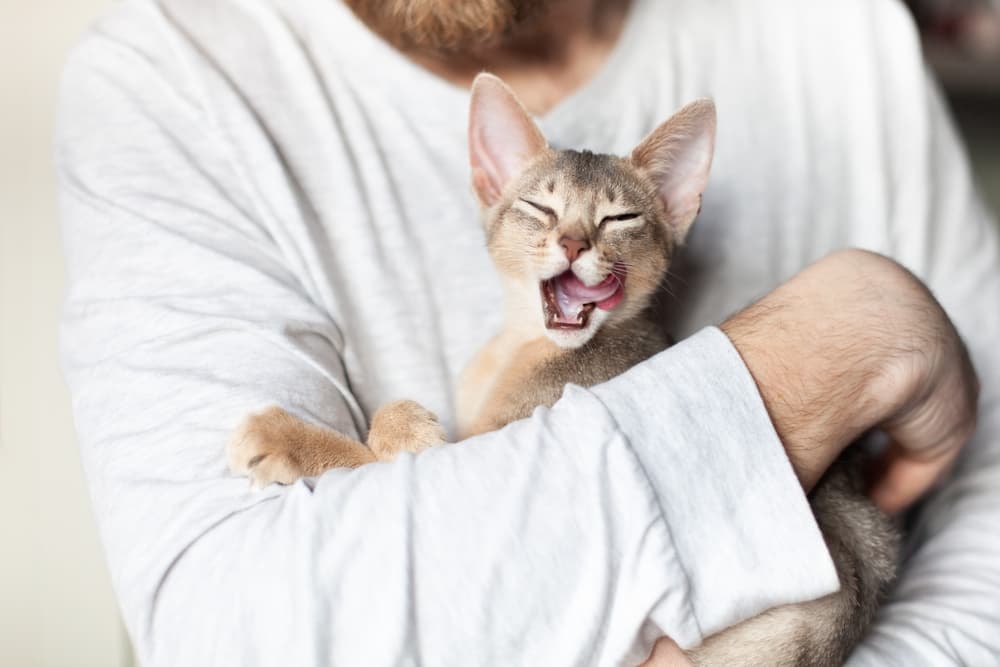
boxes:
[56,0,1000,665]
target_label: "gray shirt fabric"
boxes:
[57,0,1000,665]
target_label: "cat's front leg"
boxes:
[366,400,447,462]
[228,406,376,488]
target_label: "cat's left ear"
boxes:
[630,99,717,242]
[469,73,548,207]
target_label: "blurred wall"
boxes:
[0,2,131,667]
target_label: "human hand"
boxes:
[721,249,979,513]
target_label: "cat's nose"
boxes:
[560,236,591,262]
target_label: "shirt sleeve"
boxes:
[55,18,837,667]
[847,2,1000,664]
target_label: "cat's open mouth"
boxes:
[541,269,626,330]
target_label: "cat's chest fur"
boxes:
[457,314,672,438]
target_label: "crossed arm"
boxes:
[645,249,983,666]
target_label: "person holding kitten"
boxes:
[56,1,994,666]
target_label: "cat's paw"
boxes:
[367,400,447,461]
[228,406,308,489]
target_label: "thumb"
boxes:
[868,441,961,514]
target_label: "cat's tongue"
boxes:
[550,271,624,325]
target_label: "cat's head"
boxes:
[469,73,716,349]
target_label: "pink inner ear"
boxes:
[469,74,547,206]
[471,166,501,205]
[655,131,714,218]
[631,99,717,240]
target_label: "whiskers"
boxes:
[611,257,684,309]
[663,266,689,288]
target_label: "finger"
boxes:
[868,442,961,514]
[639,637,692,667]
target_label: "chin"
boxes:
[543,308,610,348]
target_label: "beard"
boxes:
[343,0,546,53]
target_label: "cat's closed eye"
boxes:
[598,212,642,229]
[520,198,558,220]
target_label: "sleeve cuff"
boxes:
[589,326,840,641]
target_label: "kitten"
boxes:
[228,73,898,667]
[458,74,898,667]
[455,74,709,438]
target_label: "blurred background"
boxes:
[906,0,1000,213]
[1,3,132,666]
[2,3,132,666]
[1,2,997,666]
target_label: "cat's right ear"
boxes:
[469,73,548,207]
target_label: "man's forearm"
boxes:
[722,249,978,511]
[721,249,897,490]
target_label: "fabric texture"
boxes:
[56,0,1000,664]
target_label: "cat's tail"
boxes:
[685,458,900,667]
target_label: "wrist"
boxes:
[721,317,878,491]
[721,250,900,490]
